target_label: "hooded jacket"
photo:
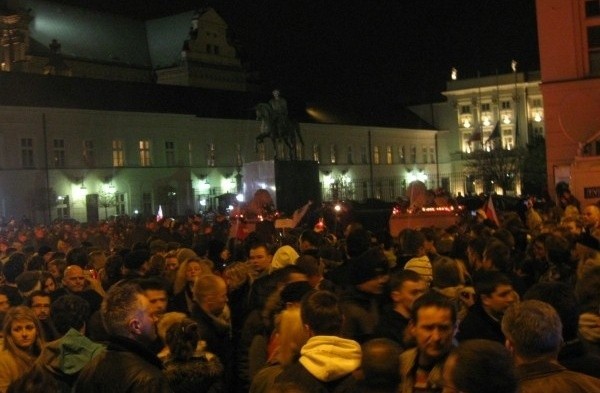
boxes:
[276,335,361,392]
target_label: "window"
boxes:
[53,139,65,168]
[235,144,243,167]
[460,105,471,114]
[373,146,380,165]
[361,146,368,164]
[295,143,304,160]
[83,140,95,167]
[398,146,405,164]
[347,146,353,164]
[422,146,428,163]
[139,140,151,167]
[115,193,126,215]
[532,98,542,107]
[312,144,321,163]
[588,26,600,74]
[21,138,34,168]
[481,103,491,112]
[429,147,435,163]
[330,144,337,164]
[207,143,215,167]
[142,192,152,216]
[501,101,512,110]
[112,140,124,167]
[165,141,175,166]
[586,0,600,17]
[410,145,417,164]
[386,146,393,164]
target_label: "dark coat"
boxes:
[456,301,505,343]
[163,355,224,393]
[517,360,600,393]
[74,335,172,393]
[276,361,357,393]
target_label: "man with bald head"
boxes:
[191,274,232,389]
[52,265,104,314]
[582,204,600,241]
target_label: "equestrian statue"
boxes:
[255,89,304,160]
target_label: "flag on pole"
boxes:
[485,121,501,144]
[468,125,483,143]
[157,205,163,222]
[484,195,500,227]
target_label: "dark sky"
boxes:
[54,0,539,112]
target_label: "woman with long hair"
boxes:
[170,258,213,315]
[0,306,44,392]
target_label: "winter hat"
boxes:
[280,281,314,304]
[16,271,42,296]
[348,248,389,285]
[270,245,299,272]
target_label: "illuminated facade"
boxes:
[535,0,600,205]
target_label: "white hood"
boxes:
[298,335,361,382]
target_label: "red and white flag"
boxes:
[484,195,500,226]
[156,205,164,222]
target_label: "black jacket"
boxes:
[74,335,172,393]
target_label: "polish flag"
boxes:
[484,195,500,226]
[157,205,164,222]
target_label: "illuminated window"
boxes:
[165,141,175,166]
[53,139,65,168]
[207,143,215,167]
[83,140,95,167]
[422,146,428,163]
[330,144,337,164]
[373,146,380,165]
[386,146,393,164]
[429,147,435,163]
[21,138,34,168]
[410,145,417,164]
[115,193,126,215]
[312,144,321,163]
[139,140,151,167]
[398,146,406,164]
[112,140,124,167]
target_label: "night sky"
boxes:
[52,0,539,113]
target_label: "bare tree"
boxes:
[465,146,525,195]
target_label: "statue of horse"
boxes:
[255,102,304,160]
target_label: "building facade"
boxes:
[535,0,600,205]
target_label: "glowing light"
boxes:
[406,171,428,183]
[463,119,471,128]
[236,194,244,202]
[533,112,542,122]
[334,204,341,212]
[482,116,491,127]
[451,67,457,80]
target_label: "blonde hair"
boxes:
[275,306,309,366]
[222,261,257,291]
[2,306,44,374]
[172,257,213,295]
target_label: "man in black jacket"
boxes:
[74,282,171,393]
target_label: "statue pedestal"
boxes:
[243,160,321,215]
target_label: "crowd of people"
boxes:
[0,185,598,392]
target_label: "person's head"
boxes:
[270,245,299,273]
[299,230,322,252]
[15,271,42,298]
[40,272,58,294]
[101,282,157,343]
[474,271,516,318]
[222,261,257,292]
[156,311,187,344]
[442,339,517,393]
[582,204,600,228]
[88,250,107,270]
[248,243,273,273]
[409,291,457,365]
[294,255,323,288]
[65,247,89,268]
[51,294,90,336]
[0,288,10,312]
[164,251,180,271]
[301,290,343,336]
[3,252,26,284]
[2,306,43,357]
[275,306,309,366]
[359,338,402,391]
[466,237,486,271]
[26,291,51,322]
[482,240,511,272]
[544,233,571,266]
[47,258,67,281]
[172,257,212,295]
[62,265,86,293]
[123,249,150,274]
[193,274,228,316]
[137,278,168,316]
[524,282,579,341]
[501,300,562,363]
[345,228,371,258]
[388,269,427,317]
[165,318,200,361]
[432,257,468,289]
[401,229,426,257]
[348,247,389,295]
